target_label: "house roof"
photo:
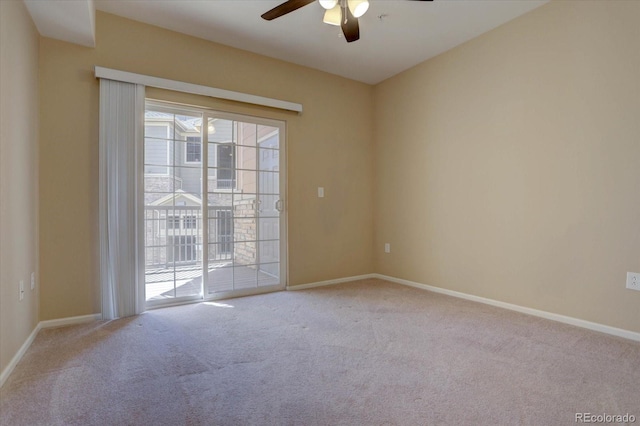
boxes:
[149,190,202,207]
[144,111,201,133]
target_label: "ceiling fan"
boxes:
[262,0,433,43]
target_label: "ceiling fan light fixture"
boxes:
[347,0,369,18]
[323,5,341,26]
[318,0,338,10]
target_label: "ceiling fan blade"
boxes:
[340,6,360,43]
[261,0,316,21]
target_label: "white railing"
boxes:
[144,205,232,268]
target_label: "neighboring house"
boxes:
[144,111,236,200]
[144,111,235,268]
[143,111,280,270]
[145,190,232,267]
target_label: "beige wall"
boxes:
[374,1,640,333]
[26,1,640,336]
[39,12,374,320]
[0,0,40,374]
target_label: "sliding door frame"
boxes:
[202,110,287,301]
[143,100,287,309]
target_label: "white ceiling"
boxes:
[24,0,95,48]
[26,0,548,85]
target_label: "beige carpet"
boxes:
[1,279,639,425]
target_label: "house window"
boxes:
[183,215,197,229]
[185,136,201,163]
[167,215,181,229]
[217,144,236,189]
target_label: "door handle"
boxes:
[275,199,284,213]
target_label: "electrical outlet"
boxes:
[626,272,640,291]
[19,280,24,301]
[31,272,35,290]
[318,187,324,198]
[384,243,391,253]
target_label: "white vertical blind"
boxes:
[99,79,145,319]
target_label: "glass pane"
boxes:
[208,167,237,191]
[208,243,233,262]
[207,135,236,187]
[258,194,279,217]
[170,167,202,195]
[145,247,168,269]
[257,126,279,149]
[258,148,279,172]
[234,194,256,218]
[175,208,201,239]
[145,191,201,205]
[259,218,279,240]
[233,218,256,242]
[233,242,257,266]
[145,266,176,300]
[259,240,279,263]
[207,144,216,168]
[173,261,202,298]
[176,138,202,165]
[144,219,163,248]
[237,145,257,170]
[258,263,280,287]
[217,170,236,190]
[171,113,202,141]
[144,139,170,168]
[237,123,257,147]
[217,144,235,168]
[168,236,200,263]
[234,266,257,289]
[208,213,233,250]
[207,193,232,208]
[207,118,218,142]
[145,122,171,141]
[208,119,235,144]
[235,170,258,194]
[144,172,178,195]
[144,104,204,303]
[207,263,233,293]
[145,192,166,207]
[144,207,173,265]
[259,171,279,194]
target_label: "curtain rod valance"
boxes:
[94,66,303,113]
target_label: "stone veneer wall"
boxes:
[144,175,183,204]
[233,197,257,267]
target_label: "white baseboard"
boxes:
[287,274,377,290]
[375,274,640,342]
[39,314,102,329]
[0,313,101,388]
[0,323,41,388]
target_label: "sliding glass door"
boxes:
[143,102,286,307]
